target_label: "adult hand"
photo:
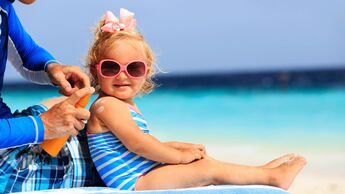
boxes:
[40,87,95,140]
[47,63,91,96]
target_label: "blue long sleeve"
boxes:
[0,1,56,149]
[7,3,59,84]
[0,116,44,149]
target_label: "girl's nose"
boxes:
[116,71,128,80]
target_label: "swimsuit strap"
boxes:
[127,104,144,117]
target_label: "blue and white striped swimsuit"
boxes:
[87,106,160,190]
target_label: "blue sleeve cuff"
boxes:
[32,116,45,143]
[44,60,61,72]
[38,104,48,112]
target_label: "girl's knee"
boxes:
[195,157,220,184]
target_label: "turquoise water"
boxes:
[2,87,345,151]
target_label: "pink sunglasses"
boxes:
[96,59,147,79]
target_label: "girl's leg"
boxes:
[135,155,306,191]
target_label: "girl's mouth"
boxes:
[114,84,131,88]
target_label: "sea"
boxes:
[2,86,344,151]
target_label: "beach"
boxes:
[2,88,345,193]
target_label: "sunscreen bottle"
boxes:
[40,94,91,157]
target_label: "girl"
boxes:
[86,9,306,191]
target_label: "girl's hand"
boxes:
[192,144,207,155]
[179,148,205,164]
[166,142,207,155]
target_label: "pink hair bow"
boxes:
[101,8,136,32]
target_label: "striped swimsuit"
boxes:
[87,106,160,190]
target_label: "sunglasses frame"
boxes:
[96,59,148,79]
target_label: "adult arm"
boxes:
[7,4,58,85]
[7,5,90,95]
[0,115,44,149]
[0,87,93,149]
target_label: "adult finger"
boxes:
[69,127,79,136]
[74,108,91,120]
[74,119,86,131]
[65,66,91,89]
[65,87,95,106]
[54,71,72,94]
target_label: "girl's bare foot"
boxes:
[263,153,295,168]
[270,156,307,190]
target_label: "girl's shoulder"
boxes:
[90,96,128,114]
[88,96,129,134]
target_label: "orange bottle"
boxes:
[40,94,92,157]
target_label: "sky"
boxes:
[4,0,345,82]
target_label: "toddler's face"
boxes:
[97,42,148,103]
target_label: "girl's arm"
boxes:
[92,97,205,164]
[164,141,206,154]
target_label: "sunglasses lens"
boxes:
[101,61,120,77]
[127,62,146,77]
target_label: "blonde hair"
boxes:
[86,18,156,95]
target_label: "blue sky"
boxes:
[4,0,345,82]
